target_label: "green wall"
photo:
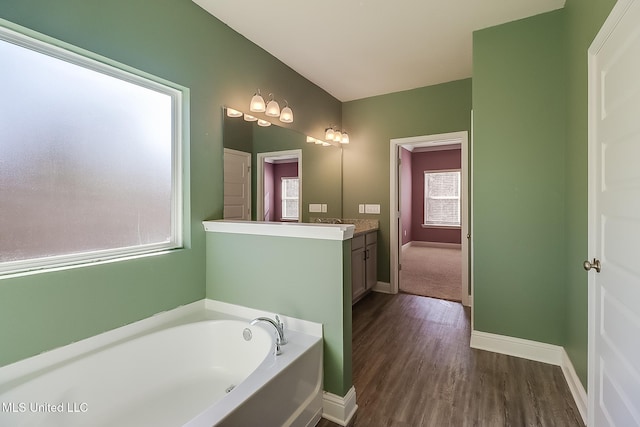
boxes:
[342,79,472,283]
[0,0,341,368]
[206,232,352,395]
[472,10,567,344]
[564,0,616,386]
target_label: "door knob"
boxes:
[583,258,601,273]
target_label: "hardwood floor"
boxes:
[317,292,584,427]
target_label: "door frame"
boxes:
[389,131,471,307]
[256,149,302,222]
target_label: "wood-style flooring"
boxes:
[317,292,584,427]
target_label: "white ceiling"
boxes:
[193,0,565,102]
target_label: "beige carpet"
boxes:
[399,245,462,302]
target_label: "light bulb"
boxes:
[226,108,242,118]
[250,89,266,113]
[325,127,335,141]
[279,103,293,123]
[265,94,280,117]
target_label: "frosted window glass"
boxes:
[0,29,182,272]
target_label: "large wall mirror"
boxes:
[223,108,342,223]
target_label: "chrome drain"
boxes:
[225,384,236,393]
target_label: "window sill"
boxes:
[421,224,461,230]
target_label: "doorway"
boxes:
[256,149,302,222]
[389,131,470,306]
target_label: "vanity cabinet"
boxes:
[352,231,377,304]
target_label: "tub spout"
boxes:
[250,316,287,355]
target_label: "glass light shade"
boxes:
[265,94,280,117]
[250,90,266,113]
[322,142,331,146]
[226,108,242,118]
[257,119,271,127]
[315,139,323,145]
[341,132,350,144]
[244,113,257,122]
[325,127,335,140]
[279,106,293,123]
[333,131,342,142]
[306,136,316,143]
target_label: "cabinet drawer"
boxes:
[365,232,377,245]
[352,235,365,250]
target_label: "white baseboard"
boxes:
[470,330,563,365]
[372,281,392,294]
[561,349,587,424]
[322,386,358,426]
[470,331,587,425]
[409,241,462,249]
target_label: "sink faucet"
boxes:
[250,315,287,355]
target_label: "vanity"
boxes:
[314,218,379,304]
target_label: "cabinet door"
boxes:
[351,246,366,302]
[365,240,377,290]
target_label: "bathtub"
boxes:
[0,301,324,427]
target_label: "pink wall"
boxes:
[263,162,275,221]
[273,161,298,221]
[411,148,462,244]
[400,148,413,245]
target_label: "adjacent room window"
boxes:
[281,177,299,220]
[424,170,461,227]
[0,24,184,275]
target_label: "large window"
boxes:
[424,170,461,227]
[0,24,184,275]
[281,177,299,220]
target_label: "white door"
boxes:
[588,0,640,425]
[223,148,251,220]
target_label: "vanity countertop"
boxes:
[310,218,379,236]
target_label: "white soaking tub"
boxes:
[0,301,324,427]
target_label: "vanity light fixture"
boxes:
[250,89,266,113]
[257,119,271,127]
[265,94,280,117]
[244,113,258,122]
[325,126,349,144]
[226,108,242,118]
[279,100,294,123]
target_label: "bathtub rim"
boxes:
[0,298,322,389]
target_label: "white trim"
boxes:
[470,331,587,425]
[470,330,563,365]
[256,149,302,222]
[390,131,471,307]
[202,220,354,241]
[409,241,462,249]
[561,349,588,424]
[322,386,358,426]
[372,281,393,294]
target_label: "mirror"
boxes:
[223,108,342,223]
